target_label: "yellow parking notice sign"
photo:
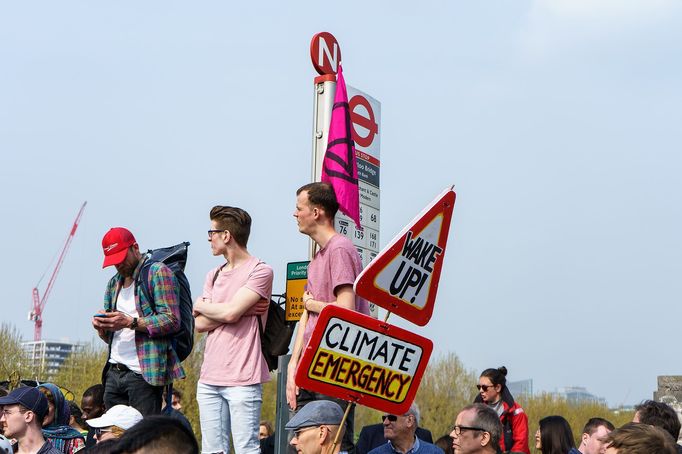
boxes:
[286,261,309,321]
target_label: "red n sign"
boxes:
[310,32,341,75]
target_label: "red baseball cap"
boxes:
[102,227,137,268]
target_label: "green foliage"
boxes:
[53,341,108,400]
[520,393,635,449]
[415,352,478,439]
[0,323,32,386]
[2,322,638,453]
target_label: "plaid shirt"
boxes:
[104,256,185,386]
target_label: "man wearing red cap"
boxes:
[92,227,184,416]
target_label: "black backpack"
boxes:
[137,242,194,361]
[212,264,294,371]
[259,295,295,371]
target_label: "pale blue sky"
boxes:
[1,1,680,407]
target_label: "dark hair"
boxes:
[68,401,85,428]
[83,384,105,405]
[634,400,681,440]
[480,366,508,388]
[172,388,183,400]
[539,415,576,454]
[113,415,198,454]
[260,420,274,436]
[297,182,339,219]
[604,422,677,454]
[459,403,503,449]
[434,435,454,454]
[210,206,252,247]
[475,366,516,408]
[582,417,615,435]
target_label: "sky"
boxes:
[1,1,681,408]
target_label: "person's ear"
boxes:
[480,431,491,447]
[581,433,590,445]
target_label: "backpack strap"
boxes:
[211,263,228,286]
[135,256,156,313]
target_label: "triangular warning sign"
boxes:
[354,187,456,326]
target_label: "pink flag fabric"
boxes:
[321,65,361,228]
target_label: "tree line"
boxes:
[0,323,633,448]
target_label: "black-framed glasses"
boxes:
[476,384,495,391]
[207,229,226,238]
[382,413,411,422]
[452,425,487,436]
[293,426,318,439]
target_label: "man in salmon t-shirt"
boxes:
[193,205,274,454]
[287,182,370,453]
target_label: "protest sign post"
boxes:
[295,305,433,415]
[354,187,456,326]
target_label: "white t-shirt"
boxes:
[109,283,142,373]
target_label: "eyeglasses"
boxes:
[94,428,113,437]
[476,384,495,391]
[1,408,27,417]
[293,426,319,439]
[382,413,412,422]
[207,229,226,239]
[452,425,487,436]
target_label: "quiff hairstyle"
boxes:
[210,206,252,248]
[604,422,677,454]
[297,182,339,220]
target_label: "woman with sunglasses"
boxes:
[535,416,580,454]
[85,405,142,445]
[473,367,529,454]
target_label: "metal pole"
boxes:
[274,354,291,454]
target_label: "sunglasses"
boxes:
[94,428,113,437]
[382,413,412,422]
[293,426,318,439]
[476,384,496,392]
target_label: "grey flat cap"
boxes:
[285,400,344,430]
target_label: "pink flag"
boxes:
[321,65,361,228]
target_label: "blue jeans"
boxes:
[196,382,262,454]
[104,367,163,416]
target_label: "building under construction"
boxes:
[21,340,84,382]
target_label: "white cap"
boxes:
[86,405,143,430]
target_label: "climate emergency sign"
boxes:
[296,305,433,415]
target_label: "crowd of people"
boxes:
[1,182,680,454]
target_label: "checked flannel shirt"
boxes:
[103,255,185,386]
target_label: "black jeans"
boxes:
[295,389,355,454]
[104,366,163,416]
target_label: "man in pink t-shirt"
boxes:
[287,182,369,453]
[193,206,273,454]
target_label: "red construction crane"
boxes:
[29,202,87,341]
